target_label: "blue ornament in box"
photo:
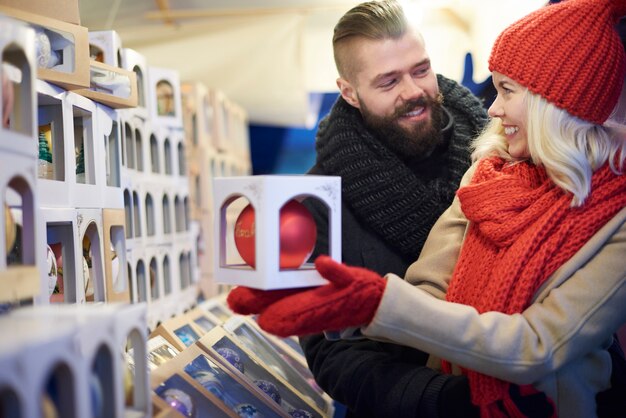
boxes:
[233,403,260,418]
[254,379,281,405]
[290,408,314,418]
[190,370,225,402]
[162,388,194,417]
[217,347,245,373]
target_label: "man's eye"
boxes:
[379,79,396,88]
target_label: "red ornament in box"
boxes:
[234,199,317,268]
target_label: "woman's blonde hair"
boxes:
[472,91,626,207]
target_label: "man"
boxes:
[300,1,486,417]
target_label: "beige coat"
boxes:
[359,165,626,417]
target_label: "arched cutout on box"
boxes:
[103,208,129,303]
[2,42,34,137]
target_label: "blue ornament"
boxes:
[216,347,244,373]
[290,408,314,418]
[233,403,260,418]
[190,370,225,402]
[254,379,281,405]
[162,388,194,417]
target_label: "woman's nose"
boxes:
[488,96,504,118]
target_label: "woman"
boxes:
[228,0,626,416]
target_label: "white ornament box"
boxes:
[213,175,341,290]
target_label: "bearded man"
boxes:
[300,1,488,417]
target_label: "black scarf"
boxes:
[314,75,487,260]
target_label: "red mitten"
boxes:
[227,286,305,315]
[255,255,387,337]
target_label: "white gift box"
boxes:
[213,175,341,290]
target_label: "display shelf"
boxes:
[151,341,284,418]
[0,315,84,418]
[223,315,334,416]
[1,47,41,303]
[213,175,341,290]
[198,326,327,418]
[0,5,90,90]
[10,302,151,418]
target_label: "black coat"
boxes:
[299,75,485,418]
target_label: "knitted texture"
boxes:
[444,157,626,417]
[227,286,303,315]
[243,255,387,337]
[489,0,626,124]
[314,75,487,260]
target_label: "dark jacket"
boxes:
[300,75,486,418]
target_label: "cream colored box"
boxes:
[0,5,89,89]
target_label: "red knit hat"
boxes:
[489,0,626,124]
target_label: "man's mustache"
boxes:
[393,94,442,119]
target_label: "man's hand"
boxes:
[227,255,387,337]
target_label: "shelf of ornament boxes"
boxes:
[8,302,151,418]
[0,16,43,303]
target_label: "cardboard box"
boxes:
[75,60,138,108]
[0,5,89,89]
[0,0,81,25]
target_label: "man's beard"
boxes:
[360,93,445,160]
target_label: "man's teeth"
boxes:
[405,108,424,117]
[504,126,519,135]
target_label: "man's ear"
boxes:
[337,77,360,109]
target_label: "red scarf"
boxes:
[443,156,626,418]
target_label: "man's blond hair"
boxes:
[333,0,407,81]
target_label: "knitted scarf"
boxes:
[444,156,626,418]
[314,75,487,260]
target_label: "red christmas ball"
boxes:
[234,199,317,268]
